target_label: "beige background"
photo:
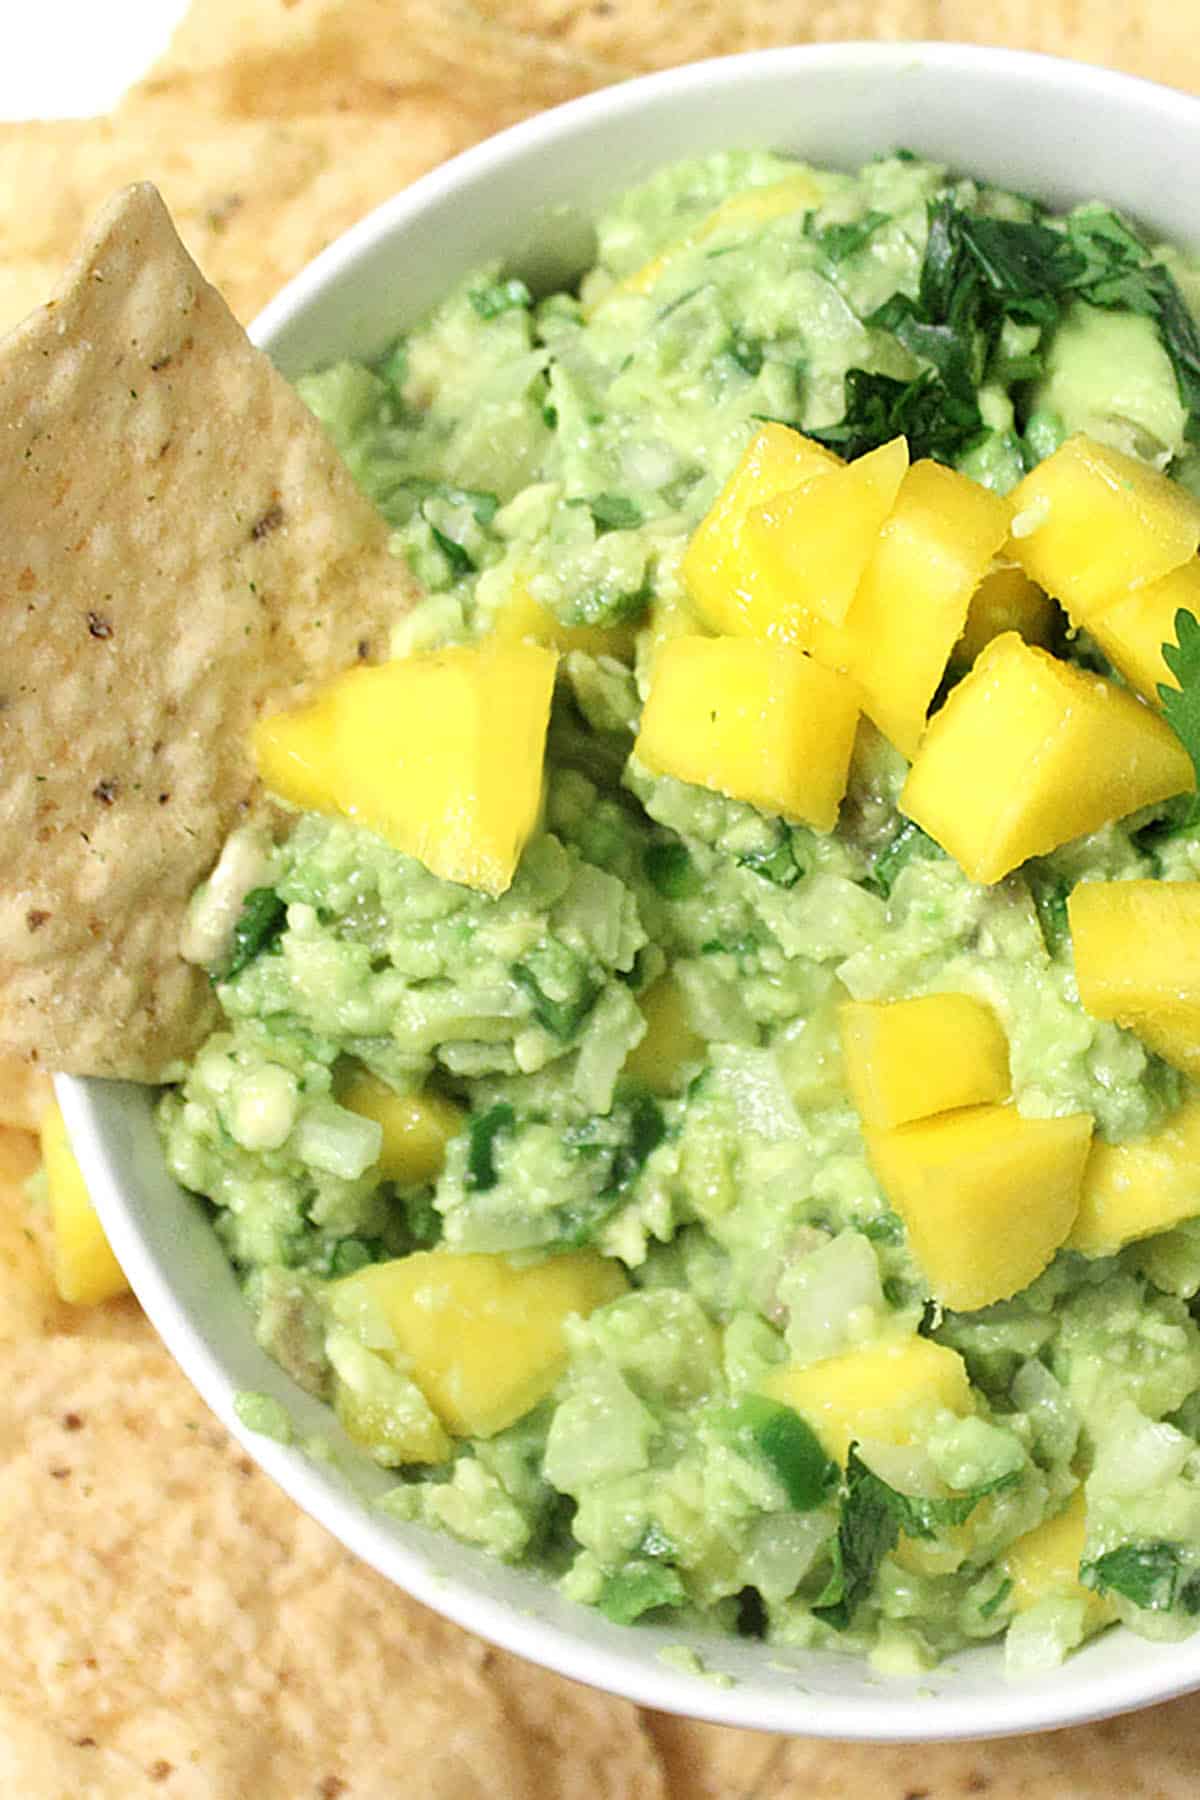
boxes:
[4,2,1200,1793]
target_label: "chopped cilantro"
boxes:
[814,1444,1020,1630]
[736,833,803,888]
[643,840,703,899]
[811,209,889,264]
[465,1103,516,1193]
[1028,870,1073,955]
[429,524,475,578]
[225,887,286,979]
[727,330,764,376]
[978,1576,1013,1620]
[512,958,600,1038]
[867,820,945,899]
[812,194,1200,465]
[1081,1540,1200,1614]
[469,276,532,319]
[589,492,643,534]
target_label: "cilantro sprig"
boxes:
[812,197,1200,465]
[1159,608,1200,824]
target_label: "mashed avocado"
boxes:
[161,152,1200,1676]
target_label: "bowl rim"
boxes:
[61,37,1200,1741]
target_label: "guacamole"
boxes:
[162,151,1200,1676]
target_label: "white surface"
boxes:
[0,0,188,120]
[60,41,1200,1741]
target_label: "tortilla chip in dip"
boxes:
[0,182,418,1081]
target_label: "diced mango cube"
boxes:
[39,1102,130,1307]
[332,1346,452,1466]
[1120,1007,1200,1079]
[1081,559,1200,707]
[1004,1491,1117,1629]
[253,641,558,896]
[633,634,860,831]
[494,580,637,661]
[1009,432,1200,614]
[955,562,1057,668]
[761,1336,973,1466]
[623,975,706,1094]
[330,1250,627,1438]
[900,633,1192,884]
[865,1104,1093,1311]
[1069,1092,1200,1256]
[681,425,842,638]
[1068,880,1200,1020]
[816,459,1012,756]
[742,435,910,636]
[839,993,1010,1131]
[337,1070,465,1186]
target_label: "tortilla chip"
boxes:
[1,102,582,333]
[0,1693,164,1799]
[751,1698,1200,1797]
[466,0,1200,93]
[0,181,418,1080]
[0,1333,666,1797]
[0,1055,51,1131]
[140,0,622,118]
[643,1714,780,1798]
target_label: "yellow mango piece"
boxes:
[865,1104,1093,1311]
[601,173,821,306]
[839,993,1010,1131]
[633,634,860,831]
[331,1249,627,1438]
[901,633,1192,884]
[681,424,842,638]
[955,562,1057,668]
[39,1102,129,1307]
[333,1364,452,1466]
[494,581,637,661]
[1070,1092,1200,1256]
[337,1070,464,1186]
[1009,432,1200,615]
[253,641,557,897]
[742,435,910,636]
[1121,1007,1200,1079]
[1068,880,1200,1020]
[1082,559,1200,707]
[1004,1491,1117,1629]
[761,1336,973,1467]
[817,460,1011,757]
[623,975,706,1094]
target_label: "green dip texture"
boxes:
[161,151,1200,1675]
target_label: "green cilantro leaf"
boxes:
[428,524,475,578]
[589,493,643,534]
[1158,607,1200,822]
[469,276,532,320]
[465,1103,516,1192]
[814,192,1200,463]
[1080,1541,1200,1614]
[814,1444,1020,1631]
[224,887,286,979]
[643,840,704,899]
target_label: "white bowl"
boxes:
[60,41,1200,1739]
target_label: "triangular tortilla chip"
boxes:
[0,182,418,1080]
